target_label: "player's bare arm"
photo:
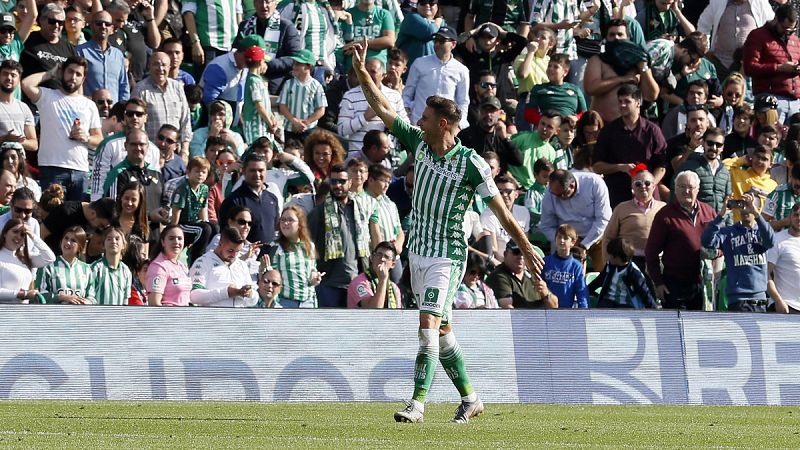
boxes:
[486,195,544,276]
[353,37,398,129]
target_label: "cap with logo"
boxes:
[480,96,502,110]
[754,94,778,112]
[432,25,458,42]
[0,12,16,30]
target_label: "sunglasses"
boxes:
[235,218,253,226]
[633,180,653,188]
[263,280,281,287]
[94,20,113,27]
[329,178,348,185]
[14,207,33,214]
[125,110,145,118]
[47,18,65,26]
[498,188,516,195]
[216,159,234,166]
[95,98,113,105]
[479,81,497,89]
[158,134,177,145]
[705,140,724,148]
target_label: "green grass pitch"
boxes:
[0,401,797,448]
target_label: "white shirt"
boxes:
[35,87,102,171]
[402,54,470,129]
[0,235,55,302]
[338,84,407,152]
[480,204,530,249]
[189,249,259,307]
[767,229,800,310]
[0,97,34,153]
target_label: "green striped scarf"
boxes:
[322,194,370,261]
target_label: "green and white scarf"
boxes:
[239,11,282,61]
[323,194,370,261]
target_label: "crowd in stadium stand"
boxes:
[0,0,798,313]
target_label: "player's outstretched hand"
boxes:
[522,241,544,276]
[351,37,368,72]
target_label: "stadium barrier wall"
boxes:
[1,306,799,405]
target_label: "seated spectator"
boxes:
[675,127,731,213]
[588,237,658,309]
[0,148,39,201]
[269,205,321,308]
[723,105,758,159]
[601,170,666,273]
[767,203,800,313]
[458,96,523,171]
[170,156,214,265]
[764,165,800,231]
[455,22,527,91]
[347,241,402,308]
[1,0,37,55]
[645,31,708,88]
[347,130,395,170]
[508,110,559,189]
[76,10,129,102]
[0,218,55,303]
[190,226,259,307]
[146,225,191,306]
[542,224,589,309]
[189,100,246,158]
[257,268,282,308]
[157,124,186,183]
[0,188,40,243]
[454,253,498,309]
[278,48,328,142]
[480,175,529,262]
[218,153,280,246]
[41,194,118,252]
[553,115,577,169]
[116,182,150,253]
[523,158,554,247]
[524,54,586,123]
[661,80,718,140]
[714,72,747,135]
[304,129,346,183]
[574,110,604,148]
[702,193,775,312]
[206,206,261,282]
[86,226,132,305]
[35,225,91,304]
[485,240,557,309]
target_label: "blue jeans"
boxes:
[774,95,800,125]
[39,166,88,201]
[315,284,347,308]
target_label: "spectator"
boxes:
[186,84,204,130]
[86,226,132,305]
[764,165,800,231]
[742,4,800,124]
[235,0,301,94]
[0,148,39,201]
[200,36,266,124]
[523,157,554,245]
[63,6,86,47]
[340,0,397,74]
[132,52,193,156]
[583,19,659,123]
[466,71,500,128]
[146,224,192,306]
[107,0,160,82]
[189,226,259,307]
[574,110,604,147]
[347,240,402,308]
[0,187,39,240]
[116,181,150,252]
[588,236,658,309]
[76,10,129,102]
[384,44,408,95]
[319,68,359,134]
[646,31,708,89]
[601,169,666,271]
[41,196,118,251]
[206,205,261,282]
[454,252,498,309]
[403,25,469,129]
[170,156,214,265]
[702,193,775,312]
[456,22,527,88]
[529,0,580,61]
[304,129,346,183]
[540,169,611,271]
[365,163,404,258]
[92,89,114,120]
[542,224,588,309]
[724,105,758,159]
[675,127,732,213]
[524,54,586,122]
[0,218,55,303]
[661,80,718,140]
[103,129,165,222]
[480,175,529,262]
[242,46,278,145]
[714,72,747,135]
[552,115,577,169]
[395,0,443,68]
[20,3,74,78]
[339,58,406,153]
[218,153,280,246]
[189,100,246,158]
[767,203,800,313]
[723,145,778,215]
[0,60,37,157]
[771,135,799,186]
[636,0,695,42]
[646,170,717,310]
[257,268,282,308]
[124,236,149,305]
[665,105,711,183]
[201,138,230,223]
[485,240,557,309]
[0,169,14,213]
[593,83,667,208]
[157,124,186,183]
[160,37,196,86]
[458,96,522,170]
[182,0,238,69]
[241,135,315,207]
[308,163,375,308]
[514,28,555,131]
[0,1,34,61]
[347,130,394,170]
[35,225,91,304]
[278,48,328,142]
[278,0,337,77]
[508,110,559,189]
[91,98,161,201]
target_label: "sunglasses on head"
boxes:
[125,110,145,118]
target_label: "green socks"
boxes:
[439,331,474,398]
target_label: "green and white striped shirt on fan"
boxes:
[530,0,579,60]
[277,76,328,129]
[372,194,402,242]
[182,0,240,51]
[273,242,318,305]
[35,256,93,304]
[764,184,800,224]
[390,117,498,261]
[86,258,132,305]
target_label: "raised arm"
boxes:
[21,70,49,103]
[352,38,397,129]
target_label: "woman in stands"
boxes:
[268,205,321,308]
[303,129,346,185]
[396,0,445,68]
[86,227,132,305]
[36,225,91,304]
[116,182,149,255]
[0,147,40,201]
[0,218,55,303]
[145,225,191,306]
[206,205,260,282]
[574,110,604,148]
[40,191,118,258]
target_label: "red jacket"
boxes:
[645,200,717,286]
[743,23,800,99]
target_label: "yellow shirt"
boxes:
[514,50,549,94]
[723,156,778,220]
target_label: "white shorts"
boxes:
[409,253,467,325]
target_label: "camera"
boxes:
[726,200,746,209]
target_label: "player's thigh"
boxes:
[409,254,466,324]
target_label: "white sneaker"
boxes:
[451,398,484,424]
[394,401,424,423]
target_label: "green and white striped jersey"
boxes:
[391,117,499,261]
[530,0,578,59]
[182,0,240,51]
[86,258,132,305]
[371,193,402,242]
[35,256,92,304]
[277,76,328,129]
[645,38,676,80]
[764,184,800,224]
[272,242,317,304]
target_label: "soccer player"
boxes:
[352,38,543,424]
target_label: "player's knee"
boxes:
[418,312,441,329]
[439,324,452,336]
[418,328,438,348]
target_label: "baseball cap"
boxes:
[479,24,499,38]
[244,46,265,62]
[506,240,545,259]
[432,25,457,41]
[290,48,316,66]
[480,96,502,110]
[754,94,778,112]
[0,12,16,30]
[236,34,265,51]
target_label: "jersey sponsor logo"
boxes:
[423,288,439,308]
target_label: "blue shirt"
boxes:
[161,154,186,183]
[76,40,130,102]
[542,254,589,309]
